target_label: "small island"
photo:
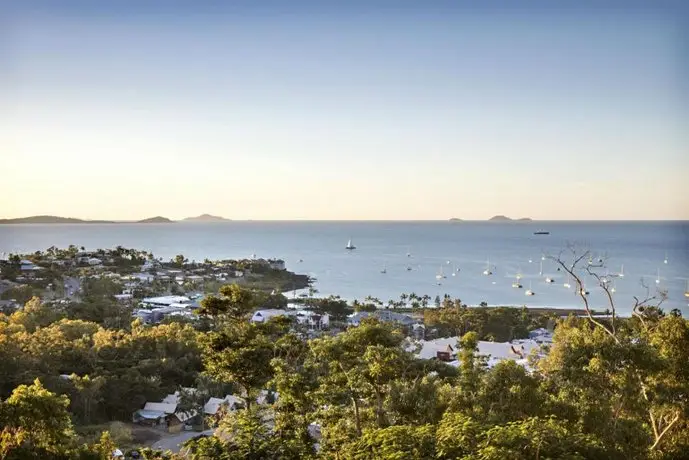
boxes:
[182,213,231,223]
[135,216,173,224]
[488,215,533,222]
[0,215,115,224]
[448,218,463,222]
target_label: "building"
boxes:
[347,310,418,327]
[294,310,330,329]
[413,335,546,370]
[204,395,244,415]
[250,309,288,323]
[141,296,191,307]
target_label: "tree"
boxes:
[197,284,258,319]
[0,379,75,457]
[172,254,188,269]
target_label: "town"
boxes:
[0,245,686,459]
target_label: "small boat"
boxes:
[380,265,387,274]
[451,263,457,276]
[345,239,356,250]
[655,268,661,285]
[545,277,554,283]
[539,261,543,276]
[684,280,689,298]
[541,254,546,261]
[664,251,668,264]
[618,264,625,278]
[525,282,534,296]
[512,276,523,289]
[251,253,257,259]
[534,230,550,235]
[406,247,411,258]
[610,282,616,294]
[483,258,492,276]
[407,266,412,271]
[580,286,590,296]
[298,259,303,263]
[528,258,533,263]
[435,266,444,280]
[446,260,451,265]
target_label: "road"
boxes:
[151,429,214,453]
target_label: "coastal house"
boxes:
[204,395,244,416]
[141,296,191,307]
[133,396,196,433]
[347,310,418,327]
[250,309,288,323]
[294,310,330,329]
[413,335,546,370]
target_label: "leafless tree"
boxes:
[546,243,667,343]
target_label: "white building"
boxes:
[251,309,288,323]
[413,336,545,370]
[294,310,330,329]
[141,296,191,307]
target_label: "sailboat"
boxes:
[539,260,543,276]
[610,281,616,294]
[451,263,457,276]
[436,266,444,280]
[512,275,523,289]
[684,280,689,298]
[525,281,534,296]
[345,239,356,250]
[664,251,668,264]
[406,247,411,258]
[563,275,571,289]
[655,268,661,285]
[483,259,492,276]
[580,283,590,296]
[380,264,387,274]
[618,264,625,278]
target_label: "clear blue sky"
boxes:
[2,0,687,220]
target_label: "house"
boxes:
[294,310,330,329]
[204,395,244,415]
[250,309,289,323]
[347,310,418,327]
[413,336,545,371]
[133,398,196,433]
[87,258,102,266]
[19,260,42,272]
[141,296,191,307]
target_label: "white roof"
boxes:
[142,296,191,305]
[161,393,180,404]
[204,395,243,415]
[413,337,542,362]
[143,402,177,414]
[251,309,289,322]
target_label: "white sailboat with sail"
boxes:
[483,258,492,276]
[345,239,356,250]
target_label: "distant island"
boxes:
[182,213,231,223]
[136,216,173,224]
[488,215,533,222]
[0,216,115,224]
[448,218,463,222]
[0,215,174,224]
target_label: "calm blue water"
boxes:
[1,221,688,314]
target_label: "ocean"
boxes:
[1,221,688,315]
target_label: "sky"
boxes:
[1,0,688,220]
